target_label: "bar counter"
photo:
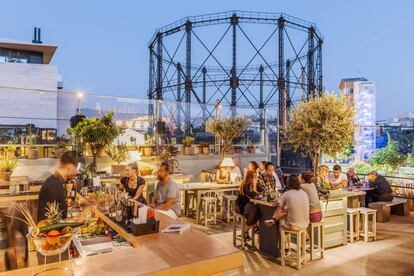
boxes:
[6,194,243,275]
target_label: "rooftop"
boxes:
[0,37,57,64]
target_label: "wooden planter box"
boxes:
[193,145,203,155]
[111,164,127,176]
[183,146,194,155]
[27,148,38,159]
[202,146,210,155]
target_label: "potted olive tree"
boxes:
[26,125,38,159]
[206,116,250,160]
[182,137,195,155]
[106,142,129,175]
[69,112,121,173]
[0,153,17,181]
[159,144,179,174]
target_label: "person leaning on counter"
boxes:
[119,162,147,204]
[150,162,181,219]
[38,151,83,221]
[327,164,348,189]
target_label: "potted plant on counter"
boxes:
[4,144,17,159]
[182,136,195,155]
[26,125,38,160]
[105,142,129,175]
[159,144,179,174]
[69,112,121,173]
[0,153,17,181]
[140,132,154,157]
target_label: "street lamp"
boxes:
[77,92,83,115]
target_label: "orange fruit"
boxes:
[37,220,47,228]
[47,230,61,237]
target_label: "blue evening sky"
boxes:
[1,0,413,120]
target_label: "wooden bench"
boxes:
[368,197,409,222]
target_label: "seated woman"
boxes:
[299,171,323,223]
[265,175,310,230]
[346,168,361,187]
[318,165,330,190]
[119,162,147,204]
[236,170,260,241]
[243,161,259,179]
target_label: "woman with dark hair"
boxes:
[299,171,322,223]
[119,162,147,204]
[243,161,259,179]
[236,170,260,240]
[265,175,309,230]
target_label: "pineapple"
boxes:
[45,201,63,225]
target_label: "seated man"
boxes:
[150,162,181,218]
[366,171,393,207]
[265,175,310,230]
[258,162,282,192]
[327,164,347,189]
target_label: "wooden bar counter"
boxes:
[6,194,243,275]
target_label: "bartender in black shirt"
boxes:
[38,151,83,221]
[365,171,393,207]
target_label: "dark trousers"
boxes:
[366,192,393,207]
[243,202,260,226]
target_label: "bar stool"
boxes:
[222,194,237,223]
[280,227,307,270]
[347,208,360,243]
[308,221,324,261]
[358,207,377,242]
[232,211,256,249]
[198,194,217,226]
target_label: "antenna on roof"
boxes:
[32,27,42,44]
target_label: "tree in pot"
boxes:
[0,153,17,181]
[284,93,355,182]
[181,137,195,155]
[69,112,122,173]
[159,144,179,174]
[105,142,129,176]
[26,125,38,159]
[206,116,250,160]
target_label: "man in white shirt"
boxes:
[327,164,347,189]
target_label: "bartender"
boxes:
[38,151,83,221]
[119,162,147,204]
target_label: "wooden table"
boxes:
[74,194,243,275]
[250,199,280,259]
[180,182,239,222]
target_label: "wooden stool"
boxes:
[358,208,377,242]
[308,221,324,260]
[199,196,217,226]
[232,211,255,249]
[347,208,360,243]
[280,227,307,270]
[222,195,237,223]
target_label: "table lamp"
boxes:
[217,157,235,184]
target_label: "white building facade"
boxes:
[340,78,376,161]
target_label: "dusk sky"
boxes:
[1,0,413,120]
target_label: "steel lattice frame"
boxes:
[147,10,323,135]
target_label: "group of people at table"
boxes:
[235,161,394,242]
[37,151,393,243]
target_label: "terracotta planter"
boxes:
[111,164,126,176]
[202,146,210,155]
[27,148,38,159]
[193,145,203,155]
[0,171,12,181]
[143,147,153,157]
[184,146,194,155]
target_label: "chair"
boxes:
[198,192,217,226]
[280,227,307,270]
[308,221,324,261]
[347,208,360,243]
[358,207,377,242]
[222,194,237,223]
[232,211,256,249]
